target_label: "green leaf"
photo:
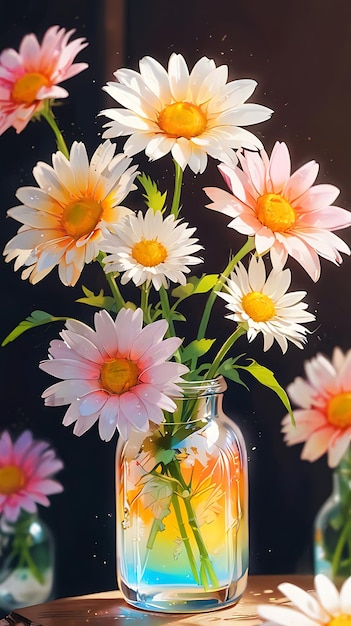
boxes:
[171,274,219,301]
[217,358,249,389]
[171,283,194,300]
[139,475,174,521]
[192,274,219,294]
[1,311,67,347]
[238,359,294,422]
[138,172,167,212]
[170,311,186,322]
[181,338,216,363]
[76,286,116,312]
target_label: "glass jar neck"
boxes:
[168,376,227,424]
[333,446,351,494]
[0,511,39,535]
[175,375,227,399]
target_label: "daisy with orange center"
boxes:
[216,255,315,354]
[258,574,351,626]
[281,347,351,467]
[100,53,273,174]
[0,430,63,523]
[39,307,188,441]
[204,141,351,281]
[3,140,138,286]
[0,25,88,135]
[101,208,203,291]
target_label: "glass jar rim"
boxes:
[173,375,227,398]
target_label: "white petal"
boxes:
[258,605,319,626]
[277,583,329,622]
[314,574,341,614]
[340,576,351,612]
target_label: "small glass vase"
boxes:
[115,376,248,613]
[314,447,351,583]
[0,511,55,612]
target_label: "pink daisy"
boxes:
[204,141,351,281]
[0,430,63,523]
[0,25,88,135]
[39,307,188,441]
[281,347,351,467]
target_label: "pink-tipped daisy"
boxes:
[100,52,273,174]
[0,25,88,135]
[258,574,351,626]
[3,140,138,286]
[101,208,203,291]
[204,141,351,281]
[0,430,63,523]
[217,255,315,353]
[39,307,188,441]
[281,347,351,467]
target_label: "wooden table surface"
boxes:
[2,575,313,626]
[2,575,315,626]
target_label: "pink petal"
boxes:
[297,184,340,211]
[130,318,168,360]
[327,430,351,467]
[79,390,108,416]
[40,357,100,380]
[268,142,291,193]
[73,413,100,436]
[119,392,149,432]
[98,396,119,441]
[284,159,319,201]
[300,426,335,462]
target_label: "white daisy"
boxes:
[258,574,351,626]
[100,53,273,174]
[101,208,203,291]
[218,255,315,353]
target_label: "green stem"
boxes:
[22,545,45,585]
[171,493,200,584]
[10,514,45,585]
[169,460,220,588]
[141,284,152,323]
[332,518,351,577]
[97,253,126,312]
[159,286,181,362]
[159,286,175,336]
[196,237,255,342]
[41,102,69,158]
[206,325,247,379]
[171,160,183,218]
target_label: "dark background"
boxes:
[1,0,351,602]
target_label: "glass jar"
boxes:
[314,447,351,583]
[0,511,55,612]
[115,376,248,613]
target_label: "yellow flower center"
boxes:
[256,193,296,232]
[0,465,26,495]
[12,72,50,105]
[242,291,276,322]
[100,358,139,395]
[158,102,207,139]
[327,392,351,428]
[329,616,351,626]
[132,239,168,267]
[62,198,103,239]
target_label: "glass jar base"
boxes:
[119,571,248,613]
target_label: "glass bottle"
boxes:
[115,376,248,613]
[314,447,351,583]
[0,511,55,612]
